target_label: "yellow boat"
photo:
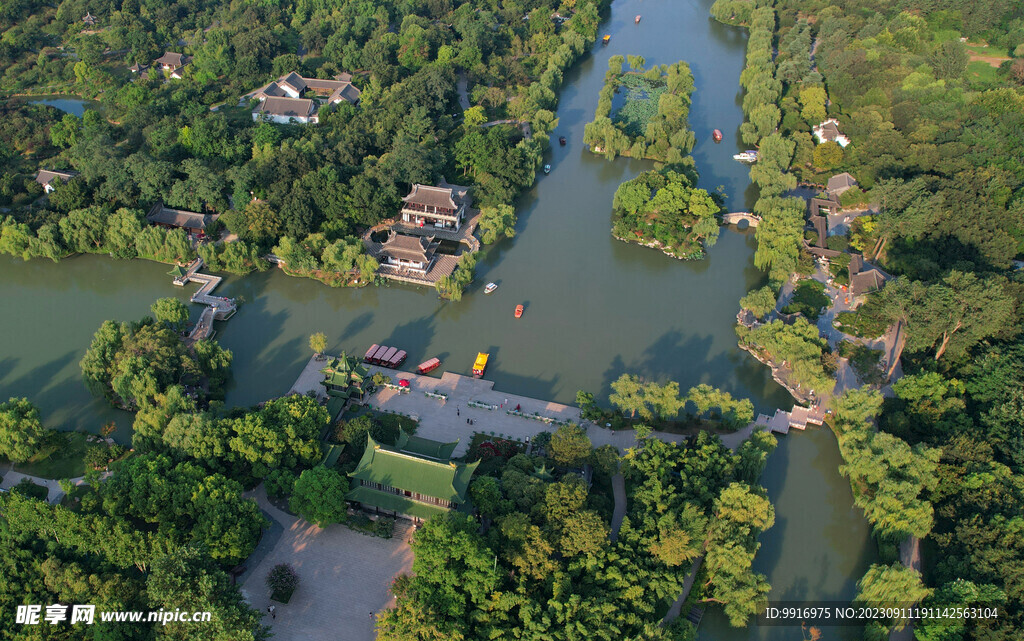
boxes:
[602,34,611,45]
[472,352,489,377]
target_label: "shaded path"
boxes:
[609,472,626,541]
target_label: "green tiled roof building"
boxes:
[320,352,371,402]
[346,431,477,521]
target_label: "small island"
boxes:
[583,56,696,163]
[611,168,722,259]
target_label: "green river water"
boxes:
[0,0,877,637]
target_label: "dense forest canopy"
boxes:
[717,0,1024,638]
[1,0,609,285]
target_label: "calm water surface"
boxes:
[0,0,876,635]
[28,96,98,117]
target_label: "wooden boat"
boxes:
[559,136,566,146]
[380,346,398,365]
[484,282,498,294]
[514,304,524,318]
[370,345,390,364]
[733,150,759,163]
[472,352,489,377]
[417,357,441,374]
[364,344,379,363]
[543,164,551,174]
[712,129,723,143]
[602,34,610,45]
[387,350,407,368]
[635,15,641,24]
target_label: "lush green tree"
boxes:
[151,297,190,332]
[739,286,777,318]
[148,546,269,640]
[0,397,52,463]
[855,563,931,630]
[289,466,348,527]
[548,423,592,468]
[477,204,517,244]
[309,332,327,356]
[610,373,650,419]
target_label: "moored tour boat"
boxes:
[712,129,723,143]
[484,282,498,294]
[364,344,379,362]
[514,304,524,318]
[473,352,489,377]
[543,164,551,174]
[733,150,759,163]
[417,357,441,374]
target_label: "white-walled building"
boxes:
[813,118,851,147]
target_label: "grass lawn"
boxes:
[13,432,88,479]
[965,44,1010,59]
[966,60,1001,83]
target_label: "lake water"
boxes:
[0,0,876,636]
[28,96,98,117]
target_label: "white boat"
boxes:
[484,282,498,294]
[733,150,759,163]
[543,164,551,174]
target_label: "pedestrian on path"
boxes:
[457,408,460,416]
[268,605,276,619]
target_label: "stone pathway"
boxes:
[0,463,111,504]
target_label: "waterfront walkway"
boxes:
[173,257,237,320]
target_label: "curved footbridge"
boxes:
[171,257,237,344]
[720,211,761,227]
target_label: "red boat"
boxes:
[712,129,723,143]
[380,347,398,365]
[364,344,379,363]
[417,357,441,374]
[514,304,524,318]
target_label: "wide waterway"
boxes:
[0,0,876,637]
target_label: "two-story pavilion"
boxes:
[400,182,472,231]
[320,352,371,402]
[346,432,477,521]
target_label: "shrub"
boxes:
[266,563,299,602]
[782,280,830,320]
[13,478,49,500]
[825,235,850,252]
[374,517,395,539]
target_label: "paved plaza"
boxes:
[240,486,413,641]
[366,368,583,455]
[361,367,752,454]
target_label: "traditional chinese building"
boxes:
[35,169,78,193]
[378,231,440,274]
[252,97,318,124]
[153,52,188,79]
[346,432,477,521]
[254,71,361,106]
[146,202,218,236]
[813,118,851,147]
[319,352,371,403]
[399,182,472,231]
